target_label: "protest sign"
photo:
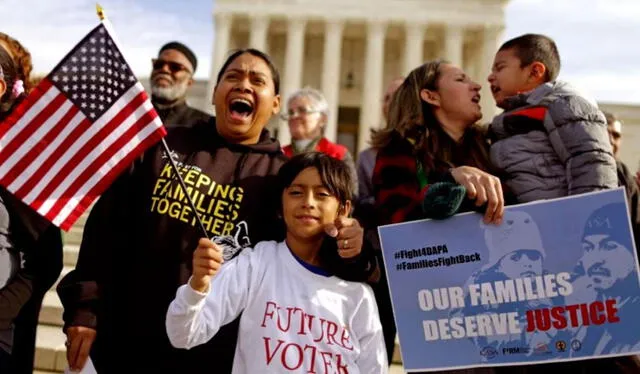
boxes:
[378,188,640,371]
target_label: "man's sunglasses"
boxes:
[152,58,192,74]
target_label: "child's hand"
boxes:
[190,238,224,293]
[325,217,363,259]
[450,166,504,225]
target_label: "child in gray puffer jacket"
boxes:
[484,33,635,374]
[487,33,617,203]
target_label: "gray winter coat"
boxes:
[489,81,617,203]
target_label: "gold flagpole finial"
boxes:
[96,3,105,20]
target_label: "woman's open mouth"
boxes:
[229,98,254,121]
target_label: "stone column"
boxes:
[207,12,232,112]
[444,25,464,67]
[248,14,269,52]
[479,25,505,123]
[358,20,387,153]
[321,19,345,143]
[404,22,425,75]
[279,17,307,145]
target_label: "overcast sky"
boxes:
[2,0,639,104]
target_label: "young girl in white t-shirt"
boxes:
[166,152,388,374]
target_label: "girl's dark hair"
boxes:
[215,48,280,95]
[277,152,353,207]
[0,44,24,121]
[370,60,494,175]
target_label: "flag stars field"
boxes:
[0,22,166,230]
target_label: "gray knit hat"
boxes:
[482,210,546,270]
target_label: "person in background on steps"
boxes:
[355,77,404,210]
[0,38,63,374]
[281,87,358,196]
[603,111,640,257]
[150,41,211,128]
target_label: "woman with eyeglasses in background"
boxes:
[282,87,358,195]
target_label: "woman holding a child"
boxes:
[371,57,506,374]
[372,33,631,373]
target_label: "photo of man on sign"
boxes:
[568,203,640,356]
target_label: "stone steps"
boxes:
[34,325,67,372]
[34,254,75,372]
[39,290,64,327]
[63,244,80,267]
[33,208,88,373]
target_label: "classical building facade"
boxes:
[201,0,640,171]
[209,0,509,152]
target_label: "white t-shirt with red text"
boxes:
[166,240,388,374]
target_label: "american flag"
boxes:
[0,22,166,231]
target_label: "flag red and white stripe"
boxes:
[0,23,165,230]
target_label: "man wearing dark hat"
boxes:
[150,41,211,127]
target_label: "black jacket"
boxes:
[617,160,640,254]
[153,98,211,128]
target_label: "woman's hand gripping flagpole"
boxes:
[160,138,210,238]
